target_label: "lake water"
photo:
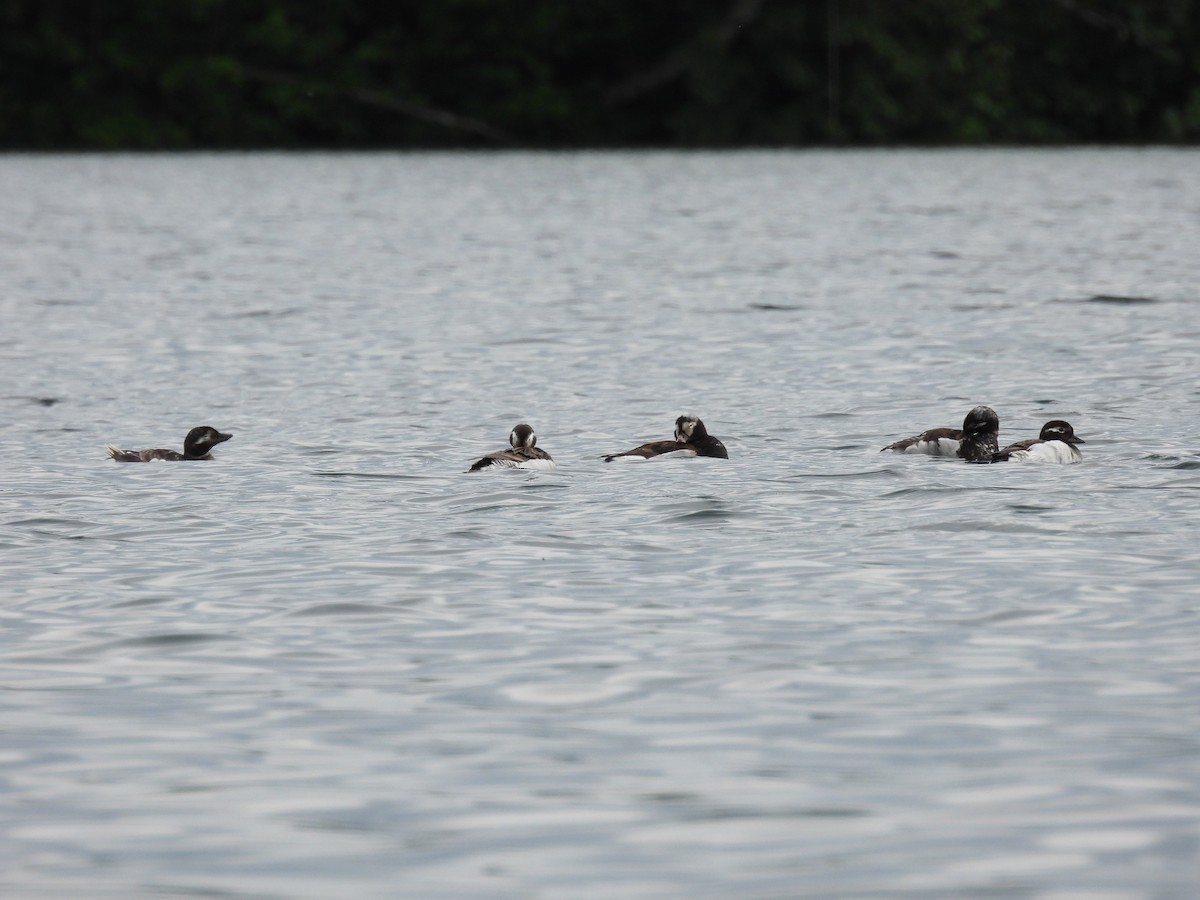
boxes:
[1,149,1198,898]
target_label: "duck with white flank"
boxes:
[468,423,556,471]
[604,415,728,461]
[883,406,999,463]
[994,420,1085,464]
[106,426,232,462]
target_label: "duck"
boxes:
[468,423,556,471]
[994,420,1085,464]
[883,406,999,463]
[604,415,728,461]
[106,426,232,462]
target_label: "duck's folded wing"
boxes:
[604,440,686,461]
[882,427,960,453]
[997,438,1039,457]
[468,449,522,471]
[107,446,179,462]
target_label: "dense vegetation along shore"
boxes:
[4,0,1199,149]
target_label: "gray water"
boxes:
[1,150,1198,898]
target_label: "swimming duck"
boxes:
[883,406,999,463]
[994,420,1085,464]
[106,426,232,462]
[604,415,728,461]
[468,423,556,471]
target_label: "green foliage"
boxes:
[1,0,1197,148]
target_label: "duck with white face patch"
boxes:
[468,423,556,471]
[994,420,1085,464]
[106,426,232,462]
[604,415,728,461]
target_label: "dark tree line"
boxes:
[2,0,1198,149]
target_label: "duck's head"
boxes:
[961,406,999,438]
[675,415,706,443]
[509,423,537,450]
[1039,420,1083,444]
[183,425,232,458]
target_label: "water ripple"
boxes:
[0,149,1197,898]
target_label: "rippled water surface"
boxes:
[2,150,1198,898]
